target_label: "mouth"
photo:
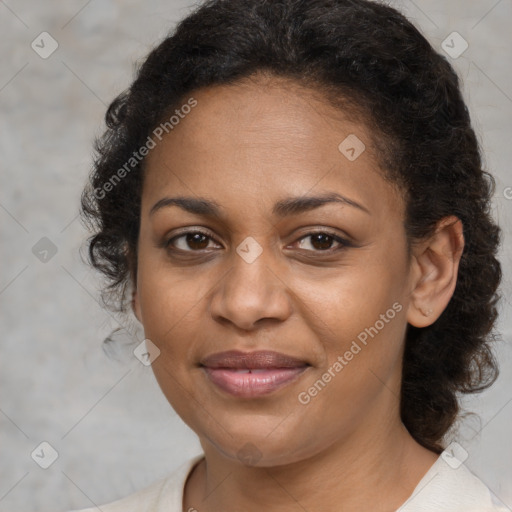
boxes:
[200,350,311,398]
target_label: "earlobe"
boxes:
[407,216,464,328]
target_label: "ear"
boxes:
[407,216,464,328]
[132,288,143,324]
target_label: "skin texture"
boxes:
[132,74,464,512]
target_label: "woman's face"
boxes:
[133,76,416,466]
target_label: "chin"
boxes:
[202,425,315,468]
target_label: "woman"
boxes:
[75,0,507,510]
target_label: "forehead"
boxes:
[141,76,404,220]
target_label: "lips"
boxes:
[200,350,309,369]
[200,350,310,398]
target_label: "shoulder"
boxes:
[68,454,204,512]
[398,450,508,512]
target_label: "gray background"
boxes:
[1,1,511,510]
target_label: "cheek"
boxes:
[293,258,405,342]
[136,262,205,419]
[293,281,407,437]
[136,254,208,358]
[292,244,408,384]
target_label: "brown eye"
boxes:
[186,233,209,250]
[295,231,348,252]
[166,230,219,252]
[310,233,335,250]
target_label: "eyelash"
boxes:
[164,228,352,255]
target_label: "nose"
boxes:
[209,244,293,332]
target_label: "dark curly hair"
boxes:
[80,0,502,454]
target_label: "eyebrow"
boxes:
[149,192,370,218]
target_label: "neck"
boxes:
[184,414,439,512]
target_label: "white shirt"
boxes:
[70,451,509,512]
